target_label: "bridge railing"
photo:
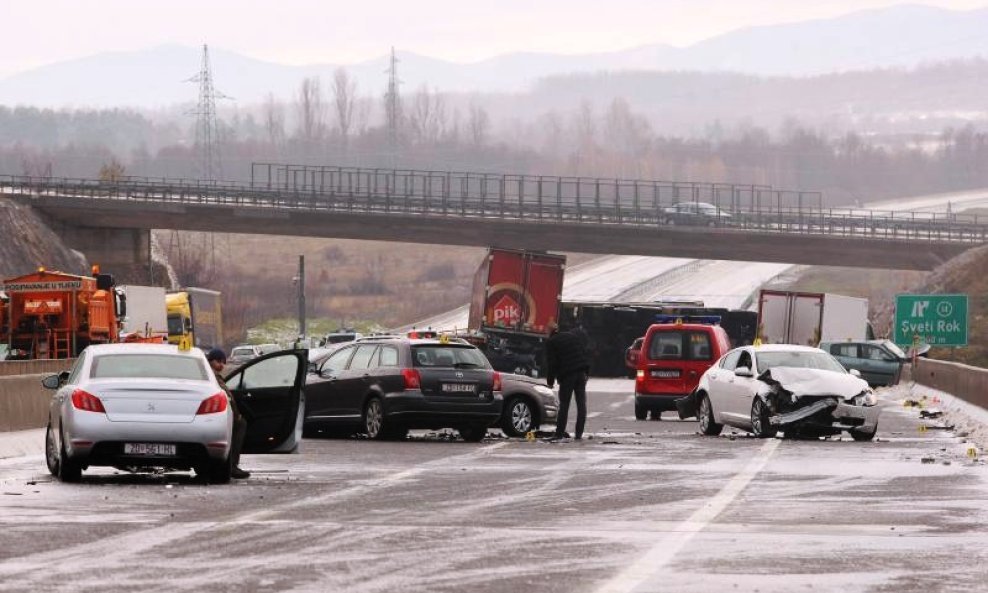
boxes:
[2,172,987,244]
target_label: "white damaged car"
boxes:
[677,344,881,441]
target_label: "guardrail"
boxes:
[3,167,988,245]
[911,357,988,410]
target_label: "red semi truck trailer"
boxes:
[466,248,566,376]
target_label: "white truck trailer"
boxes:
[757,289,869,346]
[117,285,168,341]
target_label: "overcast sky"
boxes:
[1,0,986,78]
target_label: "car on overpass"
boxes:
[41,343,306,483]
[680,344,881,441]
[659,201,733,226]
[303,334,503,441]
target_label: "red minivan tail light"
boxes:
[492,371,502,392]
[196,392,228,415]
[402,368,421,390]
[71,389,106,413]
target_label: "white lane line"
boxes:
[609,401,624,410]
[587,412,602,418]
[595,438,780,593]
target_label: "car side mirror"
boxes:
[734,367,754,378]
[184,318,193,332]
[849,369,862,378]
[41,374,61,390]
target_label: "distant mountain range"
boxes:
[2,4,988,108]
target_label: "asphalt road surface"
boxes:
[1,380,986,593]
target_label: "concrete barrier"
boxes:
[0,359,75,377]
[911,358,988,410]
[0,374,52,432]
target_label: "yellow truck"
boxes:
[166,287,222,349]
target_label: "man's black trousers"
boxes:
[555,371,588,439]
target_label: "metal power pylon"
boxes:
[187,44,228,182]
[384,47,402,166]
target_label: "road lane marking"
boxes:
[609,401,624,410]
[595,438,781,593]
[587,412,602,418]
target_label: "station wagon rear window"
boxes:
[648,331,712,360]
[411,345,491,369]
[90,354,209,381]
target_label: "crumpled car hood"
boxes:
[761,367,869,399]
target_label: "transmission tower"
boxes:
[188,44,228,182]
[384,47,402,167]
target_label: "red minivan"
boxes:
[634,321,731,420]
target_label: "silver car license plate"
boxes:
[124,443,177,456]
[441,383,475,393]
[651,369,681,378]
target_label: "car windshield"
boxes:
[879,341,907,359]
[411,345,491,368]
[231,347,253,357]
[90,353,209,381]
[756,350,846,374]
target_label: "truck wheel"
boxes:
[635,401,648,420]
[698,394,723,436]
[750,398,774,439]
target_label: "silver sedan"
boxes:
[42,343,306,483]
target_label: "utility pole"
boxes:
[385,47,401,168]
[188,44,227,182]
[297,255,306,342]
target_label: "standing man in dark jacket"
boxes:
[545,323,591,440]
[207,348,251,479]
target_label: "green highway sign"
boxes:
[894,294,968,347]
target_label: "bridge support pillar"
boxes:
[45,219,150,270]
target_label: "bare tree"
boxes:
[262,93,285,149]
[410,85,448,145]
[332,68,357,153]
[467,102,490,148]
[296,77,326,145]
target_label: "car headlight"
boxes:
[853,390,877,407]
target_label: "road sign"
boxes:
[894,294,968,347]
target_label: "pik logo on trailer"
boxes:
[491,294,523,326]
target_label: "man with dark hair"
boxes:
[206,348,250,479]
[545,323,591,441]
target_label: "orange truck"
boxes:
[1,268,120,359]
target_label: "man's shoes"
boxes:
[231,467,251,479]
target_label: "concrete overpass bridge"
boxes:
[2,164,984,271]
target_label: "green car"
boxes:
[819,340,908,387]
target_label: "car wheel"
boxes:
[460,425,488,442]
[205,453,232,484]
[364,398,388,440]
[650,409,662,420]
[502,396,536,437]
[750,398,774,438]
[57,428,82,482]
[634,401,648,420]
[45,424,60,477]
[850,427,877,442]
[698,394,723,436]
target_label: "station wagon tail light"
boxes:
[196,392,228,415]
[492,371,502,392]
[636,370,645,379]
[401,368,421,390]
[71,389,106,413]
